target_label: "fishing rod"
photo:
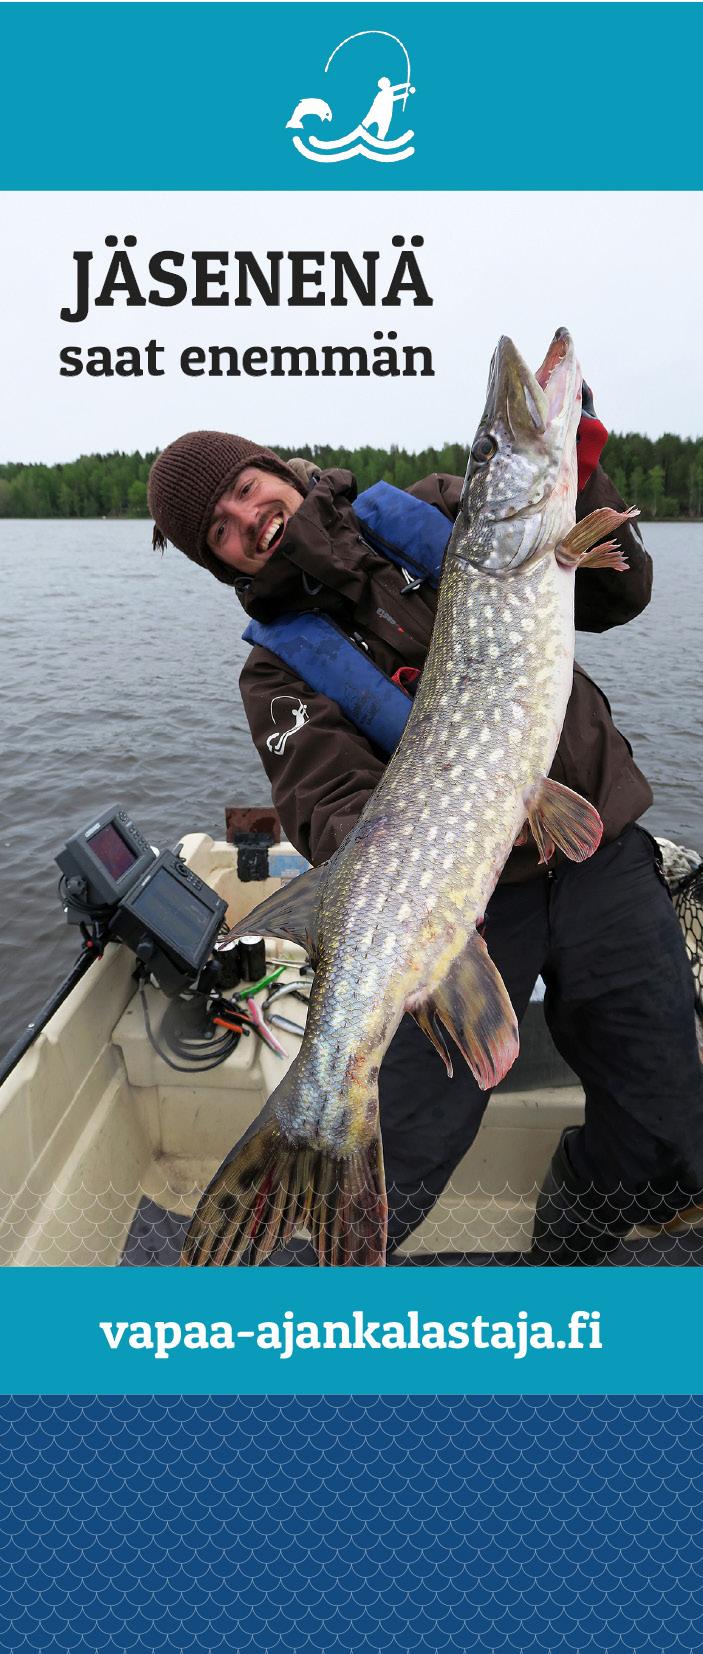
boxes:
[324,29,414,114]
[0,934,105,1087]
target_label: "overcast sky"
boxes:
[2,190,702,464]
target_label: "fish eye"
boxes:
[471,433,498,465]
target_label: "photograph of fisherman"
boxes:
[148,392,703,1266]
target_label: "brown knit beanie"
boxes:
[148,430,305,585]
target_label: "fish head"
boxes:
[451,328,582,575]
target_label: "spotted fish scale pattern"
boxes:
[291,549,574,1158]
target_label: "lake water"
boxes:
[1,518,701,1059]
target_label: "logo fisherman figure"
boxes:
[266,695,310,757]
[361,75,415,141]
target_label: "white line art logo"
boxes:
[286,30,415,165]
[266,696,310,755]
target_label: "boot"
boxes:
[531,1129,633,1265]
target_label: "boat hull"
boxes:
[0,831,585,1266]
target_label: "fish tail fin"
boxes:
[181,1109,387,1268]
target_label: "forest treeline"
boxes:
[2,433,703,519]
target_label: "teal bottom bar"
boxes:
[1,1267,701,1393]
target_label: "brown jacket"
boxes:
[237,466,654,876]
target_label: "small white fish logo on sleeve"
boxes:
[266,695,309,755]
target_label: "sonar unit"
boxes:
[56,805,227,997]
[0,805,239,1086]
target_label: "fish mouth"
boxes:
[534,326,580,425]
[488,335,549,439]
[487,328,579,440]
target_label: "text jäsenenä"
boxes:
[59,235,435,382]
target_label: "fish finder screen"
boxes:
[130,867,213,959]
[89,822,137,882]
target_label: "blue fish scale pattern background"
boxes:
[1,1394,703,1651]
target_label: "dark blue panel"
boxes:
[0,1396,702,1650]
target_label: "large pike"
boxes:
[182,327,636,1268]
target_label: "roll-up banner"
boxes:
[2,6,703,1649]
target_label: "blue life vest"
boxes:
[353,480,451,586]
[242,482,452,755]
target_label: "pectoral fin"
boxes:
[527,777,603,864]
[413,932,519,1091]
[219,861,328,961]
[576,541,630,572]
[556,506,639,569]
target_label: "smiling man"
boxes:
[206,465,306,575]
[149,431,306,578]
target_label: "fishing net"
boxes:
[656,837,703,1035]
[0,1168,702,1267]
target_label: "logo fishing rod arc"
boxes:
[285,29,416,166]
[266,695,310,756]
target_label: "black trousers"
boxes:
[380,825,703,1247]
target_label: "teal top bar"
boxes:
[1,2,700,189]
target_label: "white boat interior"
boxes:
[1,833,589,1267]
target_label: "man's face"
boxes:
[206,466,303,575]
